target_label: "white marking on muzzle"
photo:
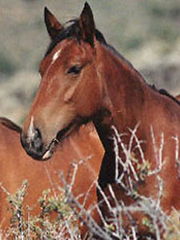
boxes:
[27,116,36,142]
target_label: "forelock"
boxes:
[45,19,107,56]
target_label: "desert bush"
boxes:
[1,180,80,239]
[1,126,180,239]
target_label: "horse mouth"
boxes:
[42,123,73,160]
[41,138,59,160]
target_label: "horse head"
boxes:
[21,3,106,160]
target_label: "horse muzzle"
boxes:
[20,128,46,160]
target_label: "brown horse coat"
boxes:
[20,3,180,239]
[0,118,103,237]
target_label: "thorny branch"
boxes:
[56,125,180,239]
[172,135,180,179]
[3,125,179,239]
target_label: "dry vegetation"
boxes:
[1,125,180,240]
[1,127,180,239]
[0,181,81,239]
[1,0,180,123]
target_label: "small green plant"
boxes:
[1,180,80,239]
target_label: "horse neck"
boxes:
[93,43,150,152]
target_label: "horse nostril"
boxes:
[32,128,43,151]
[21,128,44,159]
[21,127,45,160]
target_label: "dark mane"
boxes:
[107,47,180,108]
[106,44,134,69]
[150,84,180,106]
[45,18,132,70]
[159,88,180,106]
[45,19,107,56]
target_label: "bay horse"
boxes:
[0,117,103,238]
[176,94,180,102]
[21,3,180,239]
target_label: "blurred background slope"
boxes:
[0,0,180,124]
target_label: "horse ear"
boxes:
[44,7,63,40]
[79,2,95,47]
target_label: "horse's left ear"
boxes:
[79,2,95,47]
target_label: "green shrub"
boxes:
[1,180,80,239]
[0,51,17,76]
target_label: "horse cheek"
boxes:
[76,79,101,117]
[64,85,76,103]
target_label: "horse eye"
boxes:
[67,65,82,75]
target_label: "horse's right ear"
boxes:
[79,2,95,47]
[44,7,63,40]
